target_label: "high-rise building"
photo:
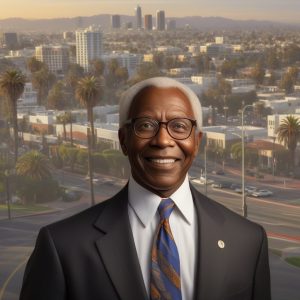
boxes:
[76,26,103,72]
[135,5,142,29]
[2,32,18,49]
[144,15,153,31]
[35,45,69,75]
[156,10,165,31]
[166,19,176,31]
[111,15,121,29]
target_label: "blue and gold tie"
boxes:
[150,198,182,300]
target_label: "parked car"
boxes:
[251,189,273,197]
[212,170,225,175]
[245,169,255,176]
[212,181,231,189]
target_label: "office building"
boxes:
[2,32,18,49]
[144,15,153,30]
[35,45,69,75]
[166,20,176,30]
[135,5,142,29]
[76,26,103,72]
[111,15,121,29]
[156,10,165,31]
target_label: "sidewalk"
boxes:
[226,166,300,190]
[0,192,107,221]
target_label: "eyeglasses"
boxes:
[124,117,197,140]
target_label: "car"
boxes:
[251,189,273,197]
[212,170,225,175]
[212,181,231,189]
[84,176,99,183]
[234,185,257,194]
[245,169,255,176]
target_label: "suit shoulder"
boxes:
[191,183,265,235]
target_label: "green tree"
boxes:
[32,67,56,105]
[76,76,103,149]
[220,60,237,78]
[90,59,105,77]
[65,64,85,94]
[280,68,298,95]
[16,150,51,180]
[56,111,75,145]
[250,63,265,85]
[47,81,69,110]
[0,69,26,164]
[26,57,44,73]
[276,116,300,172]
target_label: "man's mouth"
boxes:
[146,158,177,164]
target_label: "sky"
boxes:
[1,0,300,23]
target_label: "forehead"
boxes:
[128,86,194,118]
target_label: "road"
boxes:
[0,170,300,300]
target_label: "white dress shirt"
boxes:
[128,174,198,300]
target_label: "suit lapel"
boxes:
[191,185,229,300]
[94,186,148,300]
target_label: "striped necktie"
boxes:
[150,198,182,300]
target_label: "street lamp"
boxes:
[4,170,13,220]
[241,104,253,218]
[204,145,207,196]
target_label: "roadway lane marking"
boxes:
[211,187,300,210]
[267,232,300,244]
[0,257,28,300]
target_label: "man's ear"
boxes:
[194,130,203,156]
[118,127,128,156]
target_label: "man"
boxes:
[20,77,271,300]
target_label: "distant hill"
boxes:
[0,15,298,33]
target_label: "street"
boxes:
[0,169,299,300]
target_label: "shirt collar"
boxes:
[128,174,194,227]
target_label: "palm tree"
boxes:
[75,76,102,149]
[56,112,74,143]
[75,76,102,206]
[0,69,26,165]
[16,150,51,181]
[276,115,300,172]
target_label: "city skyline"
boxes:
[1,0,300,23]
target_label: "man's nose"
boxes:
[149,124,174,147]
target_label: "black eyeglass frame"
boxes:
[124,117,197,140]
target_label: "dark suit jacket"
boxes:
[20,184,271,300]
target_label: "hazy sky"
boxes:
[2,0,300,22]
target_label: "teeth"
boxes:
[149,158,176,164]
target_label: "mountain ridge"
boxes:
[0,15,299,32]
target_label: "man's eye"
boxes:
[171,122,188,132]
[136,122,155,131]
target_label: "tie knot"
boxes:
[158,198,175,221]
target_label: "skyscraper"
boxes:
[156,10,165,31]
[111,15,121,29]
[144,15,153,31]
[135,5,142,29]
[76,26,103,72]
[2,32,18,49]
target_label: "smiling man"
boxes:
[20,77,271,300]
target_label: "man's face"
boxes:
[119,86,202,197]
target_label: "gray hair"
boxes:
[119,77,202,131]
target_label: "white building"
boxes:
[35,45,69,75]
[76,26,103,72]
[267,113,300,138]
[17,83,37,106]
[260,96,300,114]
[102,52,143,77]
[191,75,218,89]
[204,126,267,149]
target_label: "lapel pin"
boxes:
[218,240,225,249]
